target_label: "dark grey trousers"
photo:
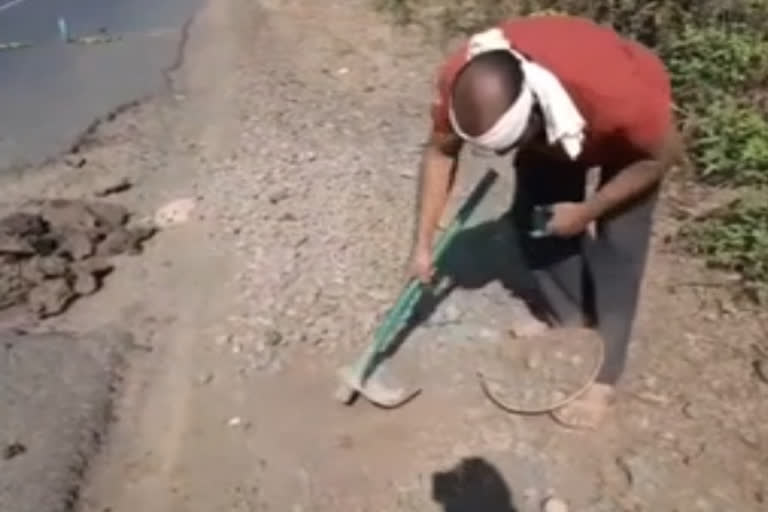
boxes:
[509,150,658,384]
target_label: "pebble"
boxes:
[154,197,196,227]
[216,334,232,347]
[660,431,676,442]
[526,351,541,370]
[197,372,215,385]
[643,374,658,389]
[479,328,498,340]
[542,496,568,512]
[265,328,283,346]
[228,417,243,427]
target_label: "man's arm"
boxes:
[411,131,463,275]
[584,120,684,220]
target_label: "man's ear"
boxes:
[428,130,463,157]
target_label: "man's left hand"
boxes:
[546,202,594,237]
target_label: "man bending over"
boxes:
[411,15,683,429]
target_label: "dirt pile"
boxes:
[0,199,156,318]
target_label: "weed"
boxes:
[681,197,768,301]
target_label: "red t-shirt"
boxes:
[431,16,672,167]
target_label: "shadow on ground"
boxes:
[432,457,519,512]
[380,214,545,362]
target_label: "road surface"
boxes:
[0,0,201,171]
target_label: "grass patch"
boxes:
[690,99,768,186]
[681,196,768,300]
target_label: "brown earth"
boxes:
[0,199,154,318]
[1,0,765,511]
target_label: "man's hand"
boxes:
[546,202,593,238]
[409,243,435,284]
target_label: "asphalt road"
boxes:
[0,329,130,512]
[0,0,202,171]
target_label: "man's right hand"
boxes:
[410,243,435,284]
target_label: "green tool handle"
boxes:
[360,170,499,379]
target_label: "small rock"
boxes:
[642,374,658,389]
[753,359,768,384]
[20,258,45,282]
[197,372,215,385]
[28,234,58,256]
[660,431,676,442]
[216,333,233,346]
[58,229,94,260]
[95,177,132,197]
[73,270,99,296]
[265,329,283,347]
[0,263,30,309]
[154,197,196,228]
[227,417,243,427]
[87,202,130,230]
[98,228,134,256]
[541,497,568,512]
[0,233,35,256]
[0,212,46,237]
[479,328,498,340]
[27,278,74,317]
[37,255,69,277]
[98,226,155,256]
[633,391,670,406]
[268,190,291,204]
[526,351,541,370]
[3,442,27,460]
[41,199,99,232]
[64,155,87,168]
[681,401,699,419]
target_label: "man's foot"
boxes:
[550,383,615,430]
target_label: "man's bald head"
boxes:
[451,50,525,137]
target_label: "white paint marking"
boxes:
[0,0,29,14]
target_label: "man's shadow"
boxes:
[432,457,519,512]
[379,212,547,362]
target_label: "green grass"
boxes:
[681,197,768,300]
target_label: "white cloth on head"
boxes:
[449,27,586,159]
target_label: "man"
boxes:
[411,15,683,429]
